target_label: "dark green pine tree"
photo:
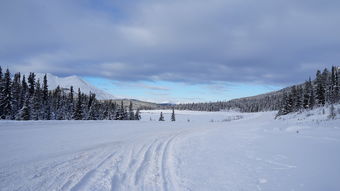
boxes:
[330,66,339,103]
[277,92,293,116]
[315,70,325,106]
[27,72,35,98]
[41,74,49,119]
[73,88,83,120]
[20,75,28,110]
[66,86,74,120]
[171,108,176,121]
[134,108,141,120]
[128,101,135,120]
[11,73,21,119]
[290,86,298,111]
[32,79,42,120]
[159,112,165,121]
[42,74,48,104]
[309,86,315,109]
[115,101,128,120]
[303,78,314,109]
[0,66,3,118]
[0,69,13,119]
[295,85,303,111]
[0,66,2,81]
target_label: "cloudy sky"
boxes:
[1,0,339,103]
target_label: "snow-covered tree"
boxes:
[159,112,165,121]
[73,88,83,120]
[128,101,135,120]
[171,108,175,121]
[0,69,12,119]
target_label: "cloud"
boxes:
[1,0,340,85]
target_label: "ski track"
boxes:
[1,130,188,191]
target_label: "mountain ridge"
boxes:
[34,73,116,100]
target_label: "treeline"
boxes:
[277,66,340,116]
[173,66,339,114]
[0,67,141,120]
[174,94,283,112]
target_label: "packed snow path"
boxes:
[1,110,340,191]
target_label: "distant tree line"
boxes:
[172,66,339,114]
[0,66,141,120]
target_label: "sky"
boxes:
[1,0,340,103]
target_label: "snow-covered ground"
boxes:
[0,110,340,191]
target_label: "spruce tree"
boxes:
[330,66,339,103]
[11,73,21,119]
[0,69,12,119]
[303,79,312,109]
[128,101,134,120]
[159,112,165,121]
[66,86,74,120]
[42,74,48,104]
[20,75,28,110]
[315,70,326,106]
[28,72,35,98]
[171,108,175,121]
[295,86,303,111]
[32,80,42,120]
[0,66,3,118]
[73,88,83,120]
[135,108,141,120]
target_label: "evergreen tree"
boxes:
[20,75,28,110]
[73,88,83,120]
[28,72,35,98]
[0,66,2,81]
[322,68,331,103]
[171,108,176,121]
[330,66,339,103]
[128,101,135,120]
[115,101,128,120]
[315,70,326,106]
[295,85,303,111]
[32,80,43,120]
[0,69,12,119]
[42,74,48,104]
[66,86,74,120]
[303,79,312,109]
[52,86,62,120]
[159,112,165,121]
[11,73,21,119]
[135,108,141,120]
[309,87,315,109]
[0,66,3,118]
[290,86,298,111]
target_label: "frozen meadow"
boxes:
[0,109,340,191]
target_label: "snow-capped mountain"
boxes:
[34,73,116,100]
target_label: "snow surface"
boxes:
[0,110,340,191]
[34,73,115,100]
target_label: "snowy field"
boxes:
[0,110,340,191]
